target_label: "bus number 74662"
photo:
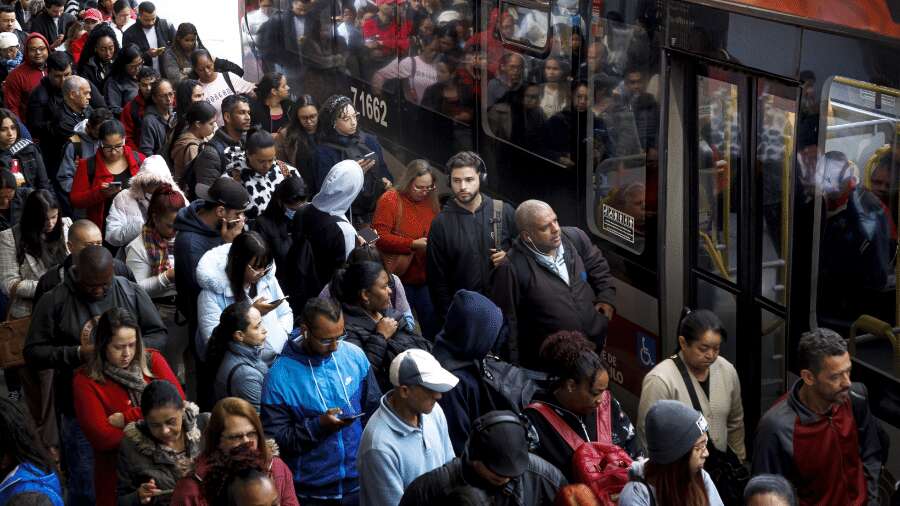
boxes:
[350,86,389,128]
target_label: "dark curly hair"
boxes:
[539,330,606,389]
[201,444,267,504]
[318,94,355,143]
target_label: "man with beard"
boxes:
[24,245,166,505]
[753,328,885,506]
[191,94,252,200]
[4,33,50,121]
[426,151,516,327]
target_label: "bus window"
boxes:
[581,7,659,255]
[815,77,899,334]
[502,4,550,49]
[696,74,740,284]
[757,80,796,305]
[401,0,476,126]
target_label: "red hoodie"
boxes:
[3,33,49,121]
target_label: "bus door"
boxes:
[684,61,798,429]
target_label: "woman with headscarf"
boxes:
[314,94,392,227]
[297,159,364,296]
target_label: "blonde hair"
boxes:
[396,159,439,212]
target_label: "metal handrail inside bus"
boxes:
[848,315,900,377]
[699,230,729,278]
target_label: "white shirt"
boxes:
[108,18,136,46]
[201,72,257,126]
[143,25,158,70]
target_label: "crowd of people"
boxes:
[0,1,892,506]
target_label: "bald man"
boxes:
[489,200,615,368]
[33,219,134,304]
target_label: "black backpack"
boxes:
[479,354,544,413]
[181,142,211,201]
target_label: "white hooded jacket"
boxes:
[106,155,185,247]
[311,159,364,259]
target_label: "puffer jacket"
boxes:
[398,454,566,506]
[170,439,300,506]
[106,154,184,247]
[213,340,269,410]
[260,336,381,501]
[0,138,50,189]
[173,200,222,327]
[342,302,431,392]
[116,402,208,506]
[195,242,293,362]
[0,461,63,506]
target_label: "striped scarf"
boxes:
[141,225,169,275]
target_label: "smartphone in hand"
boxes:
[358,227,379,244]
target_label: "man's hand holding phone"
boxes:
[220,216,244,243]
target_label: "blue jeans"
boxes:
[405,284,438,340]
[59,413,95,506]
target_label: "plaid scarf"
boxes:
[142,225,169,275]
[103,353,150,407]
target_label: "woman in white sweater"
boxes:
[124,184,189,384]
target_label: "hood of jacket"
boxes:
[433,290,504,366]
[627,458,647,480]
[24,33,49,68]
[311,159,364,217]
[195,242,279,296]
[174,200,218,238]
[0,461,61,499]
[127,154,182,197]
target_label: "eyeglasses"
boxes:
[317,333,347,346]
[101,142,126,152]
[221,430,260,443]
[248,264,273,277]
[412,184,435,193]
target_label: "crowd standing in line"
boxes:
[0,1,891,506]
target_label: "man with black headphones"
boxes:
[398,410,566,506]
[426,150,517,328]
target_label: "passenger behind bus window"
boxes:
[336,6,363,52]
[171,396,299,505]
[541,80,589,167]
[578,40,613,81]
[301,20,354,105]
[486,51,524,107]
[160,22,202,86]
[372,35,439,104]
[538,55,570,119]
[615,65,658,151]
[275,95,319,189]
[421,57,474,124]
[361,0,412,80]
[637,308,747,501]
[116,380,206,506]
[257,0,311,94]
[817,151,894,326]
[868,153,897,232]
[72,307,184,506]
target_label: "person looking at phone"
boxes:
[122,1,175,72]
[116,380,206,506]
[70,117,145,234]
[358,348,457,506]
[261,297,381,505]
[425,150,517,328]
[206,301,272,409]
[314,94,393,227]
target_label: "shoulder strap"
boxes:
[632,477,657,506]
[596,390,612,445]
[223,72,237,95]
[392,190,403,234]
[130,150,141,168]
[527,401,584,451]
[87,157,97,186]
[492,199,503,250]
[225,362,248,397]
[671,355,703,412]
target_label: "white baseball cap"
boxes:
[389,349,459,393]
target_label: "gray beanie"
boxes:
[645,400,708,465]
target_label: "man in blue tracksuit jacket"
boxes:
[261,297,381,504]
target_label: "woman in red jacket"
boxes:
[72,307,184,506]
[70,118,145,234]
[171,396,299,506]
[372,159,439,338]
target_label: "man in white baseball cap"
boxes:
[358,348,458,506]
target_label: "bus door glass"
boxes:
[815,77,900,385]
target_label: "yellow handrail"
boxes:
[699,230,729,278]
[848,315,900,377]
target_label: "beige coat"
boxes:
[0,218,71,319]
[637,352,746,461]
